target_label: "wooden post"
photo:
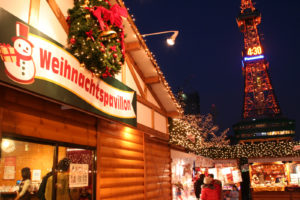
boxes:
[169,148,173,200]
[0,107,3,159]
[151,109,155,129]
[28,0,40,26]
[143,133,146,200]
[46,0,69,34]
[0,89,4,158]
[96,118,102,200]
[122,63,126,84]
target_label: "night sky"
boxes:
[123,0,300,138]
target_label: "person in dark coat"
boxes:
[194,174,205,200]
[37,171,53,200]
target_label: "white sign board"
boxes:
[69,164,89,188]
[32,170,41,181]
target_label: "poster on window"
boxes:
[32,170,41,181]
[232,170,242,183]
[69,163,89,188]
[3,157,16,180]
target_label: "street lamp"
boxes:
[142,30,179,46]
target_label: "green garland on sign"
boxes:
[67,0,127,78]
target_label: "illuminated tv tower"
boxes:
[233,0,295,143]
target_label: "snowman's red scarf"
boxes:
[15,52,32,67]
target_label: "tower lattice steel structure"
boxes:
[233,0,295,144]
[237,0,281,119]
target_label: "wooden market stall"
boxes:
[0,0,182,199]
[249,157,300,200]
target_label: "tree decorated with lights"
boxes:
[169,114,230,152]
[67,0,127,78]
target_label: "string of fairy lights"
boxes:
[117,0,183,113]
[196,141,300,159]
[169,117,300,159]
[116,0,300,161]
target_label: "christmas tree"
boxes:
[67,0,127,78]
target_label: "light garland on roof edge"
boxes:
[117,0,183,113]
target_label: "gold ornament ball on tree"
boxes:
[82,0,90,7]
[85,14,91,19]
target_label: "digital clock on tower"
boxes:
[247,46,262,56]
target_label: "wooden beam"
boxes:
[125,41,142,52]
[151,109,154,129]
[126,57,145,98]
[146,85,167,113]
[145,76,160,84]
[126,53,167,114]
[127,54,167,113]
[122,64,126,84]
[137,123,169,142]
[28,0,40,26]
[46,0,69,34]
[167,111,180,118]
[137,95,166,117]
[125,53,144,81]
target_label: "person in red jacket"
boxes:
[201,177,219,200]
[208,174,222,200]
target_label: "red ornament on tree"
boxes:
[66,16,71,25]
[102,67,112,78]
[70,38,76,44]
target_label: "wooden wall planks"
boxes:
[98,120,145,200]
[0,86,97,146]
[0,86,173,199]
[145,137,172,200]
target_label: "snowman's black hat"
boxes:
[11,22,34,48]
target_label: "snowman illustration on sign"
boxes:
[4,22,36,84]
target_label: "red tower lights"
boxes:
[237,0,281,119]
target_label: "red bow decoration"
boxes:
[110,45,117,52]
[120,31,125,57]
[102,67,112,78]
[85,30,94,41]
[92,6,110,30]
[109,4,128,29]
[92,4,128,30]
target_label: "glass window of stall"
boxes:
[250,162,287,192]
[0,138,55,199]
[0,137,96,200]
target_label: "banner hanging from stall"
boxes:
[0,8,136,126]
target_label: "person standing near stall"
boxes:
[208,174,222,200]
[229,185,239,200]
[45,158,71,200]
[194,174,205,200]
[15,167,32,200]
[201,177,219,200]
